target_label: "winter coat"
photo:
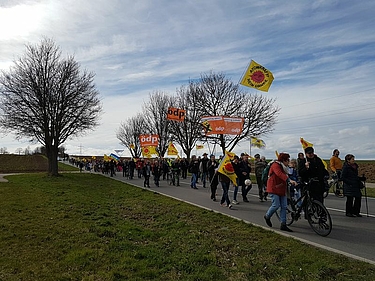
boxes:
[207,160,219,180]
[199,157,209,173]
[266,161,288,196]
[298,155,328,194]
[341,162,362,197]
[238,160,251,186]
[254,159,267,177]
[189,160,200,174]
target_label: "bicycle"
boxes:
[329,172,344,198]
[276,178,332,237]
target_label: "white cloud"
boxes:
[1,0,375,159]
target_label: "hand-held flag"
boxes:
[240,60,274,92]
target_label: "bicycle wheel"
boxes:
[334,181,344,198]
[306,200,332,236]
[275,203,295,226]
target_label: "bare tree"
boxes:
[192,72,279,154]
[169,83,205,159]
[116,113,146,158]
[143,91,173,157]
[0,147,8,154]
[0,38,102,176]
[15,148,23,155]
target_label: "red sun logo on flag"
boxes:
[250,70,266,84]
[144,148,149,154]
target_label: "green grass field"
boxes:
[1,173,374,280]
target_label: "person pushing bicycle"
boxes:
[298,147,329,203]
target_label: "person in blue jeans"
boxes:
[189,155,200,189]
[264,153,297,232]
[218,172,232,209]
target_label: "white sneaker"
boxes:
[232,200,239,205]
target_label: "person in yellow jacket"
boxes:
[330,149,343,178]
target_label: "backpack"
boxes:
[261,161,276,186]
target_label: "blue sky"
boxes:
[1,0,375,159]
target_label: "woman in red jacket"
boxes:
[264,153,297,232]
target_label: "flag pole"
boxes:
[238,59,252,85]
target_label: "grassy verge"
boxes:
[0,154,78,173]
[0,173,374,280]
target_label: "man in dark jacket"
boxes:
[189,155,200,189]
[207,154,219,201]
[298,147,329,203]
[254,154,267,202]
[200,153,210,188]
[239,153,252,202]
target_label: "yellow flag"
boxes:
[129,143,135,149]
[275,150,279,159]
[147,146,158,155]
[141,147,152,158]
[167,142,179,156]
[240,60,274,92]
[300,137,313,150]
[217,151,237,185]
[250,136,266,148]
[196,144,204,150]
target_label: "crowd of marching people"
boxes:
[70,146,366,232]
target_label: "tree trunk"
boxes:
[46,142,59,176]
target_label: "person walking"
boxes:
[189,155,200,189]
[231,155,241,205]
[264,153,297,232]
[254,154,267,202]
[152,159,161,187]
[200,153,210,188]
[142,160,152,188]
[341,154,366,217]
[218,172,232,209]
[128,158,136,179]
[207,154,219,201]
[239,153,252,202]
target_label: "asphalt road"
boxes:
[2,166,374,265]
[97,171,375,265]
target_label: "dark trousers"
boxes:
[210,176,218,200]
[220,181,230,206]
[346,196,361,215]
[256,175,264,199]
[144,175,150,187]
[242,184,252,199]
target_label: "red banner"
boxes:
[139,134,159,147]
[167,107,186,121]
[201,116,244,135]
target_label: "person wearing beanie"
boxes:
[264,153,297,232]
[298,146,329,203]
